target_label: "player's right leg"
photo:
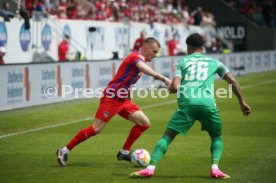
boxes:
[129,130,176,178]
[209,136,230,179]
[117,101,150,162]
[56,118,106,166]
[118,110,150,161]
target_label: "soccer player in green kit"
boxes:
[130,33,251,179]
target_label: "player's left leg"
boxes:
[129,130,177,178]
[57,118,106,166]
[130,107,195,178]
[117,110,150,162]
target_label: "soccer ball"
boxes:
[131,149,151,167]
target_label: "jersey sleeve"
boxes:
[216,60,229,78]
[173,60,182,78]
[134,59,144,64]
[132,54,145,65]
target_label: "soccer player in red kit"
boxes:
[132,31,145,51]
[57,37,171,166]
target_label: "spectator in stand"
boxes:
[0,2,15,21]
[167,34,183,56]
[201,12,216,27]
[250,5,265,26]
[66,0,78,19]
[0,3,29,29]
[33,0,48,17]
[58,34,70,62]
[45,0,59,16]
[191,6,203,26]
[167,34,178,56]
[18,5,31,30]
[206,37,227,54]
[0,46,6,65]
[132,31,145,51]
[57,0,67,19]
[225,0,275,27]
[262,2,275,27]
[182,5,190,26]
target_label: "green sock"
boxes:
[150,133,174,165]
[210,136,223,165]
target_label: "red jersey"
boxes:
[132,38,144,51]
[167,39,177,56]
[103,52,145,100]
[58,39,69,61]
[0,57,4,64]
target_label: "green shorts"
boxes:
[166,105,222,138]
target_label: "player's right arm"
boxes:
[136,61,171,86]
[223,73,251,116]
[168,60,182,93]
[168,77,181,93]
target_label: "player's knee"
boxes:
[142,120,151,127]
[135,118,150,127]
[92,119,107,133]
[93,126,101,134]
[140,115,151,126]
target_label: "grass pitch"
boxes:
[0,71,276,183]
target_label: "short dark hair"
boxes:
[186,33,204,48]
[143,37,161,48]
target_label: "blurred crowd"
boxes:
[225,0,275,27]
[28,0,224,55]
[4,0,264,60]
[24,0,217,26]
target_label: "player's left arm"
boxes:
[223,73,251,116]
[217,60,251,116]
[136,61,171,86]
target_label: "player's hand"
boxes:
[240,101,251,116]
[163,77,171,87]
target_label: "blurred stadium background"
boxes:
[0,0,275,182]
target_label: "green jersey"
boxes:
[174,53,229,108]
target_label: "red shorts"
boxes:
[95,98,140,122]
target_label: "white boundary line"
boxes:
[240,79,276,89]
[0,100,176,140]
[0,79,275,140]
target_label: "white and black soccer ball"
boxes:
[131,149,151,167]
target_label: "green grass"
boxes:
[0,71,276,183]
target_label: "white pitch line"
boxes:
[0,78,275,140]
[0,117,92,140]
[240,79,276,89]
[0,99,177,140]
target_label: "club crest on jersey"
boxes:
[103,111,110,118]
[138,54,145,60]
